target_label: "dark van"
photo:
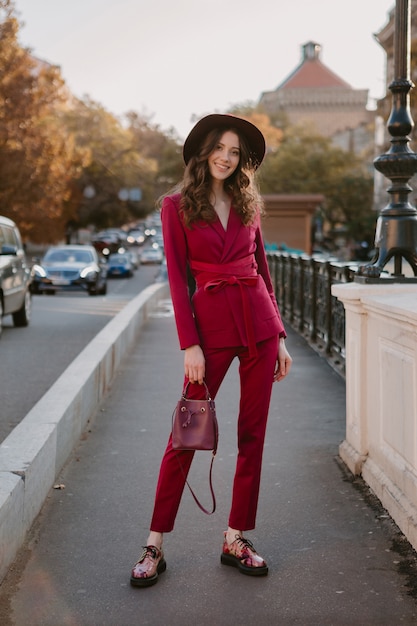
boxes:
[0,216,32,335]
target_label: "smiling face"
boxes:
[207,130,240,183]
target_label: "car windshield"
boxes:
[45,249,94,264]
[109,254,128,262]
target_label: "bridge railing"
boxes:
[267,252,357,376]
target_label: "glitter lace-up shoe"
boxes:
[130,545,166,587]
[221,533,268,576]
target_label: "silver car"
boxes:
[32,245,108,296]
[0,215,32,335]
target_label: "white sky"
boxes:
[14,0,395,140]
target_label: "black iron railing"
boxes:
[267,252,357,377]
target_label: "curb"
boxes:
[0,282,170,583]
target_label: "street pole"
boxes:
[358,0,417,280]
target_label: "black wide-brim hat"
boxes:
[183,114,266,169]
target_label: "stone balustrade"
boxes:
[332,282,417,551]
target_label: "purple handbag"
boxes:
[172,381,218,514]
[172,381,218,452]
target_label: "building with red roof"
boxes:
[259,41,372,144]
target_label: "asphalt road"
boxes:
[0,261,161,443]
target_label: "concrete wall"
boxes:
[332,282,417,551]
[0,282,169,583]
[263,194,324,254]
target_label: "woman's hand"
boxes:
[274,337,292,382]
[184,344,205,384]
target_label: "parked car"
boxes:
[0,215,32,335]
[139,247,163,265]
[31,245,107,295]
[106,252,134,278]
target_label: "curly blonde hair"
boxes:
[161,127,264,228]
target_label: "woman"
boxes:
[130,114,292,587]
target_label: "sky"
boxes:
[14,0,395,140]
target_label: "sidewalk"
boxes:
[1,304,417,625]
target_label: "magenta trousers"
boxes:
[149,335,278,533]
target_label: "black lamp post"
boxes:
[358,0,417,280]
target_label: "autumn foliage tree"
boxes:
[0,0,85,243]
[62,98,158,231]
[124,111,183,201]
[228,103,283,152]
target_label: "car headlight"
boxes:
[80,266,97,279]
[32,264,47,278]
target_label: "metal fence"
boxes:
[267,252,357,377]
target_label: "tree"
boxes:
[0,0,84,242]
[259,123,375,248]
[124,111,184,201]
[63,98,160,230]
[228,102,283,152]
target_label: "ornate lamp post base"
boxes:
[357,0,417,283]
[357,217,417,284]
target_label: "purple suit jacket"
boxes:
[161,193,286,351]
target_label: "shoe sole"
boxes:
[220,553,268,576]
[130,558,167,587]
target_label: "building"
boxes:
[258,40,382,253]
[373,1,417,210]
[374,1,417,98]
[374,1,417,126]
[259,41,373,153]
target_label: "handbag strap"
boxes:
[176,379,216,514]
[182,380,211,400]
[176,451,216,515]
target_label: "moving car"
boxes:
[91,229,127,257]
[127,229,145,246]
[106,252,134,278]
[139,247,163,265]
[31,245,107,295]
[126,249,140,269]
[0,215,32,335]
[155,258,168,282]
